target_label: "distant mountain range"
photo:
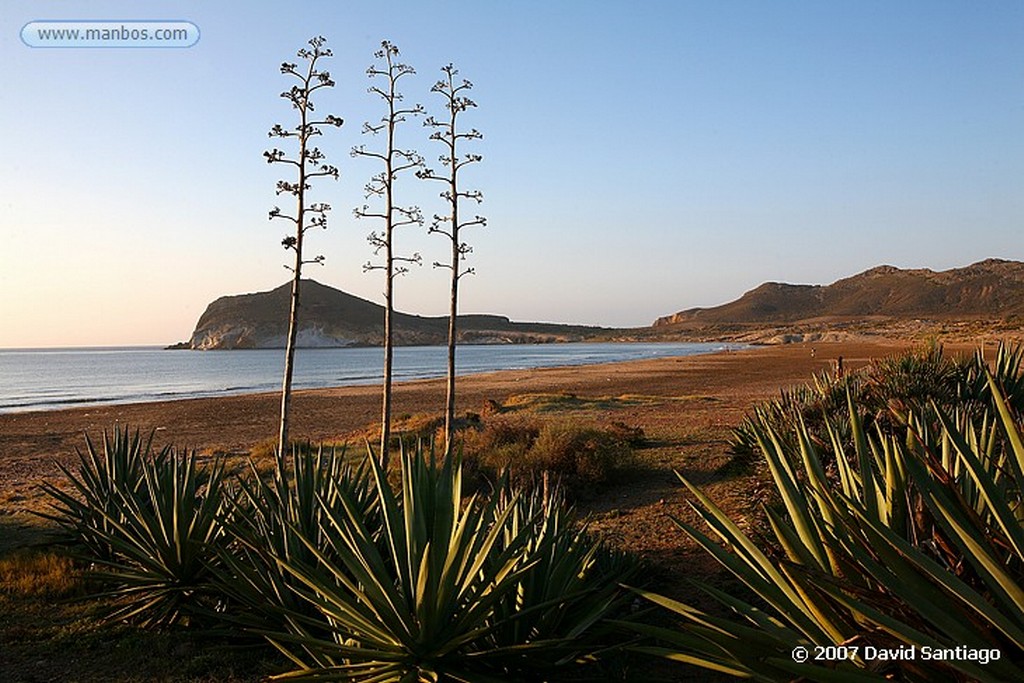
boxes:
[178,280,610,350]
[653,259,1024,326]
[175,260,1024,349]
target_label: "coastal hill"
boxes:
[181,280,610,350]
[178,260,1024,350]
[654,259,1024,327]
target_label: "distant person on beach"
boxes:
[836,356,844,378]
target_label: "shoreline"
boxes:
[0,340,916,509]
[1,343,741,418]
[0,340,742,415]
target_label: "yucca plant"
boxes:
[39,426,156,560]
[263,442,636,681]
[83,446,230,628]
[729,372,865,467]
[481,485,641,676]
[731,343,1024,471]
[962,342,1024,413]
[210,444,379,637]
[629,374,1024,682]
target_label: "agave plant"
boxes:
[46,433,232,629]
[731,343,1024,470]
[262,443,636,682]
[481,485,641,676]
[210,444,379,637]
[629,375,1024,682]
[729,371,866,467]
[96,447,230,628]
[962,342,1024,413]
[39,426,155,560]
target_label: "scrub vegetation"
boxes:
[4,342,1020,681]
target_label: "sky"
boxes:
[1,1,1021,347]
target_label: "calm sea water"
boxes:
[0,342,741,413]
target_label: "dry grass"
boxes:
[0,542,283,681]
[0,549,82,599]
[243,436,354,464]
[498,391,706,413]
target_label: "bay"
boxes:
[0,342,742,413]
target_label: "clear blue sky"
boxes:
[1,1,1021,347]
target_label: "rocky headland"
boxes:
[178,280,611,350]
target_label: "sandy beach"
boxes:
[0,340,915,515]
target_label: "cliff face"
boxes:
[654,259,1024,326]
[184,280,608,349]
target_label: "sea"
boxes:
[0,342,742,414]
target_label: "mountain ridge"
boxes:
[654,259,1024,326]
[177,259,1024,350]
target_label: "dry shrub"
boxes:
[393,413,446,442]
[480,398,504,417]
[459,418,635,496]
[462,416,539,453]
[526,422,633,489]
[352,413,485,454]
[606,420,647,447]
[460,417,538,483]
[247,437,281,463]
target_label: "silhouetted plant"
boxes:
[352,40,424,464]
[94,449,229,628]
[418,63,486,458]
[266,35,343,455]
[210,445,378,639]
